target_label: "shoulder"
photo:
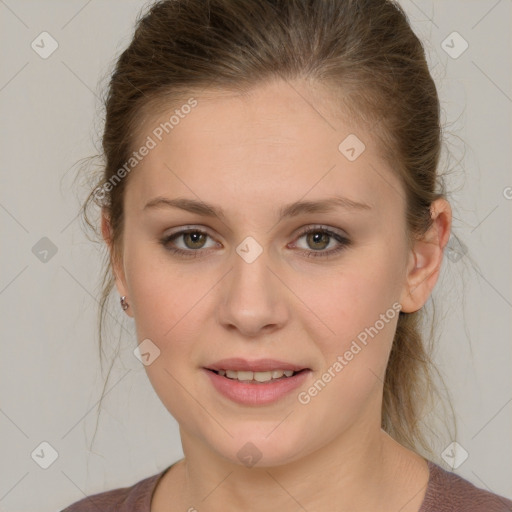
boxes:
[60,466,170,512]
[420,460,512,512]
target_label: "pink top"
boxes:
[61,460,512,511]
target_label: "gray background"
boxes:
[0,1,511,510]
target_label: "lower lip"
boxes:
[203,368,311,406]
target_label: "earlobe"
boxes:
[399,199,452,313]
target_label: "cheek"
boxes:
[302,253,402,341]
[302,249,403,389]
[123,237,200,336]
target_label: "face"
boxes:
[107,79,426,467]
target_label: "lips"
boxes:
[203,366,311,405]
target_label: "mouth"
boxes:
[202,358,312,405]
[205,368,308,384]
[203,361,312,405]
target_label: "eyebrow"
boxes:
[143,195,372,222]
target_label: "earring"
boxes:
[120,296,129,311]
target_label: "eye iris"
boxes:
[307,231,329,250]
[184,232,206,249]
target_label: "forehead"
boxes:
[126,80,404,214]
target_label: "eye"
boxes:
[160,228,218,258]
[291,225,351,258]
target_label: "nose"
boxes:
[216,247,290,338]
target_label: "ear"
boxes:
[399,198,452,313]
[101,208,133,317]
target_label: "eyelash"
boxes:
[159,226,351,259]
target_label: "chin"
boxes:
[210,428,308,469]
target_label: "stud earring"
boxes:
[120,296,129,311]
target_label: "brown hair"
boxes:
[81,0,457,460]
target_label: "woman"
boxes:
[63,0,512,510]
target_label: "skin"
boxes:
[102,78,451,511]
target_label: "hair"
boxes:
[80,0,459,460]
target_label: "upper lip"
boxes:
[204,358,309,372]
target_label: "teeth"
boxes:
[235,370,253,381]
[218,369,298,381]
[253,371,272,382]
